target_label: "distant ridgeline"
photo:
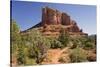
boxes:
[21,7,87,37]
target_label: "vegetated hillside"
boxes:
[11,20,96,66]
[11,6,95,66]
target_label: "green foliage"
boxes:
[70,38,81,49]
[11,20,96,65]
[11,20,20,33]
[50,39,62,49]
[83,41,95,50]
[11,19,21,53]
[22,29,50,64]
[78,36,96,50]
[11,19,20,42]
[58,29,70,48]
[17,47,25,65]
[70,35,96,50]
[11,20,27,65]
[70,48,87,62]
[25,57,36,65]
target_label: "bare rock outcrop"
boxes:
[21,7,87,37]
[42,7,62,25]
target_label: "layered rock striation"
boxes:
[42,7,71,25]
[21,7,87,37]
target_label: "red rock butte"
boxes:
[21,7,88,37]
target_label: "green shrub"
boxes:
[58,29,70,48]
[17,47,25,65]
[25,57,36,65]
[24,29,50,64]
[79,36,95,50]
[70,48,87,62]
[83,42,95,50]
[50,39,62,49]
[70,39,79,49]
[11,20,21,53]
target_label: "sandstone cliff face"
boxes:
[41,7,81,32]
[42,7,71,26]
[21,7,87,37]
[42,7,62,25]
[62,13,70,25]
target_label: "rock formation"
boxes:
[41,7,71,25]
[62,13,71,25]
[21,7,87,37]
[42,7,62,25]
[41,7,87,37]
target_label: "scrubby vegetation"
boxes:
[11,20,96,66]
[58,29,70,48]
[70,48,88,62]
[11,20,51,65]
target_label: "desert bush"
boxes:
[58,29,70,48]
[83,42,95,50]
[24,29,50,64]
[79,36,96,50]
[69,36,96,50]
[50,39,62,49]
[11,20,51,65]
[17,47,25,65]
[70,48,87,62]
[24,57,36,65]
[70,39,79,49]
[11,20,21,53]
[11,20,26,65]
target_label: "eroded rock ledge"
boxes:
[21,7,87,37]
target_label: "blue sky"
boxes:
[11,0,96,35]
